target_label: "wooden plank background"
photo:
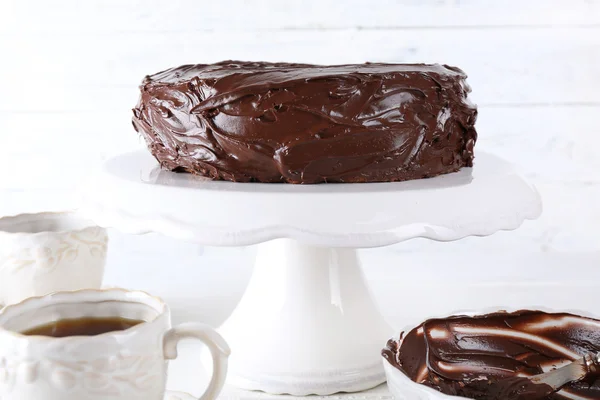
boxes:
[0,0,599,263]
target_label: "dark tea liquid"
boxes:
[22,317,144,337]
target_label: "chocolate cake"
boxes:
[383,310,600,400]
[132,61,477,184]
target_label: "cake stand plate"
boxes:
[78,151,541,395]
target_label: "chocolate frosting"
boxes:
[132,61,477,183]
[382,310,600,400]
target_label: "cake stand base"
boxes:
[79,150,542,395]
[217,239,393,395]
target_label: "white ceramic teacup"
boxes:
[0,212,107,306]
[0,288,230,400]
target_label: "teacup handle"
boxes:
[163,323,231,400]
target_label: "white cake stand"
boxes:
[78,151,541,396]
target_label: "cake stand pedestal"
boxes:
[78,151,541,396]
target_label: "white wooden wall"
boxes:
[1,0,600,325]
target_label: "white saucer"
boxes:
[165,391,195,400]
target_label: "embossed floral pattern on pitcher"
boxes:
[0,213,108,306]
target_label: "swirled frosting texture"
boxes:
[383,311,600,400]
[132,61,477,183]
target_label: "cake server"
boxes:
[504,352,600,400]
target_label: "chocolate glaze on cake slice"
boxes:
[132,61,477,184]
[383,310,600,400]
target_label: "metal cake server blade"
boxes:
[530,352,600,390]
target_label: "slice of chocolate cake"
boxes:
[132,61,477,184]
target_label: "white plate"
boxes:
[79,150,541,247]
